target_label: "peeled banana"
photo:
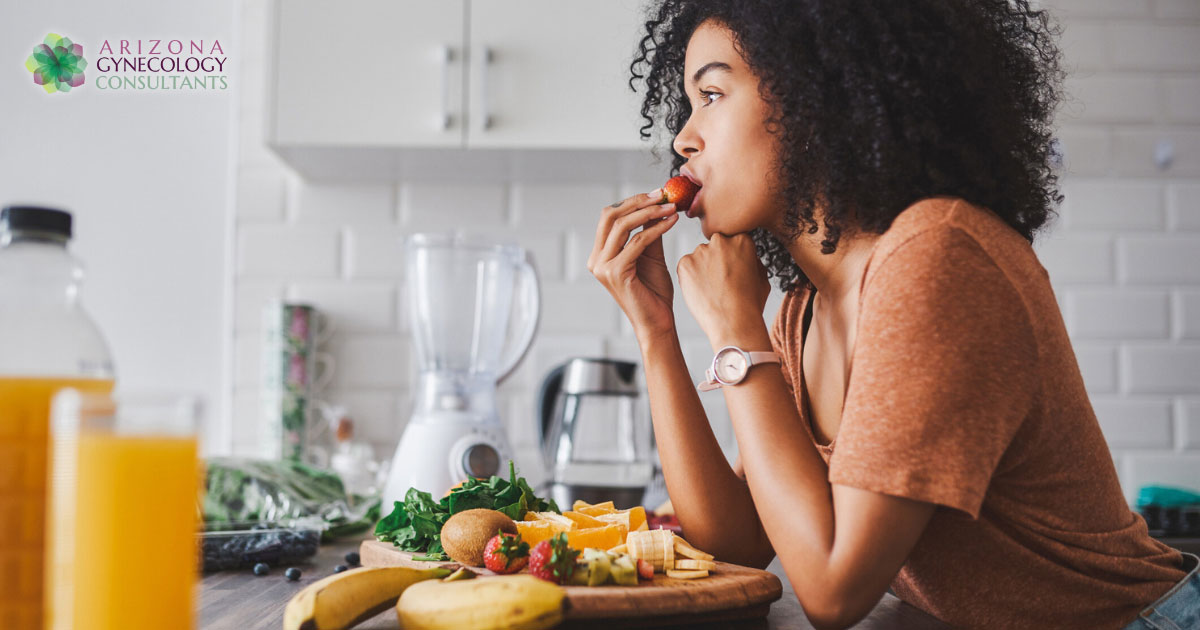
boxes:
[396,574,566,630]
[625,529,715,579]
[626,529,675,572]
[283,565,452,630]
[675,558,716,571]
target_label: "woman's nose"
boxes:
[673,118,702,159]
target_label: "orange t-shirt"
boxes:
[768,197,1186,629]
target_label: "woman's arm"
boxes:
[637,329,776,569]
[714,324,936,630]
[674,234,937,630]
[583,190,778,569]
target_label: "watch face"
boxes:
[715,349,748,382]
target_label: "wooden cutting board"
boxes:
[360,540,783,628]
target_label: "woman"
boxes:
[586,1,1196,628]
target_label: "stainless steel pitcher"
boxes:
[536,357,656,509]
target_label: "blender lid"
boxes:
[406,231,525,257]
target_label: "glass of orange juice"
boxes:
[44,390,203,630]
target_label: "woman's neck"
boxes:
[780,227,880,302]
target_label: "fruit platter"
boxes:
[281,464,782,630]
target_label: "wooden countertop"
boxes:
[199,538,951,630]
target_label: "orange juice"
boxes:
[48,433,200,630]
[0,377,113,630]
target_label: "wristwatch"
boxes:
[697,346,781,391]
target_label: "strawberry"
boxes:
[660,175,701,215]
[527,532,580,584]
[637,557,654,581]
[482,529,530,574]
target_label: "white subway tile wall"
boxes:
[232,0,1200,502]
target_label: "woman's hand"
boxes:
[677,233,772,347]
[587,190,682,341]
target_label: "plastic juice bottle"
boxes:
[0,205,115,630]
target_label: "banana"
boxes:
[675,558,716,571]
[674,536,714,561]
[660,529,675,571]
[666,569,709,580]
[283,565,452,630]
[626,529,718,574]
[395,575,566,630]
[627,529,673,571]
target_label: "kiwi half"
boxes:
[439,508,518,567]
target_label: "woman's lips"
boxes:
[686,187,704,218]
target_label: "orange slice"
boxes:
[577,501,617,516]
[515,519,571,548]
[595,506,648,533]
[563,510,607,529]
[565,523,628,552]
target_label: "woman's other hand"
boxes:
[677,233,771,347]
[587,189,681,341]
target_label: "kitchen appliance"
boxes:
[537,358,657,509]
[382,232,539,506]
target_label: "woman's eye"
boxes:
[698,90,722,106]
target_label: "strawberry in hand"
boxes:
[659,175,701,217]
[527,532,580,584]
[482,529,530,574]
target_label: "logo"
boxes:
[25,33,86,94]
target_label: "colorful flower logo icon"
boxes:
[24,33,86,93]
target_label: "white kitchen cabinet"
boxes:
[266,0,653,177]
[466,0,648,149]
[268,0,467,147]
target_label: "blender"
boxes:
[382,232,540,506]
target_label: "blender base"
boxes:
[382,416,512,508]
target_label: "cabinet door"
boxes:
[467,0,648,149]
[270,0,466,147]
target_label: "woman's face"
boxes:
[673,19,783,240]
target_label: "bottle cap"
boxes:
[1,205,73,239]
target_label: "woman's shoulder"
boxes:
[866,195,1042,290]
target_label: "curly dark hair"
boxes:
[628,0,1068,292]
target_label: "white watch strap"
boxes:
[698,367,721,391]
[747,351,781,367]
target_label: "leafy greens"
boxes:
[374,460,559,561]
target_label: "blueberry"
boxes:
[333,564,348,573]
[344,552,360,567]
[252,563,270,576]
[284,567,301,581]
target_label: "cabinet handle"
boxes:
[479,46,494,130]
[436,45,452,131]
